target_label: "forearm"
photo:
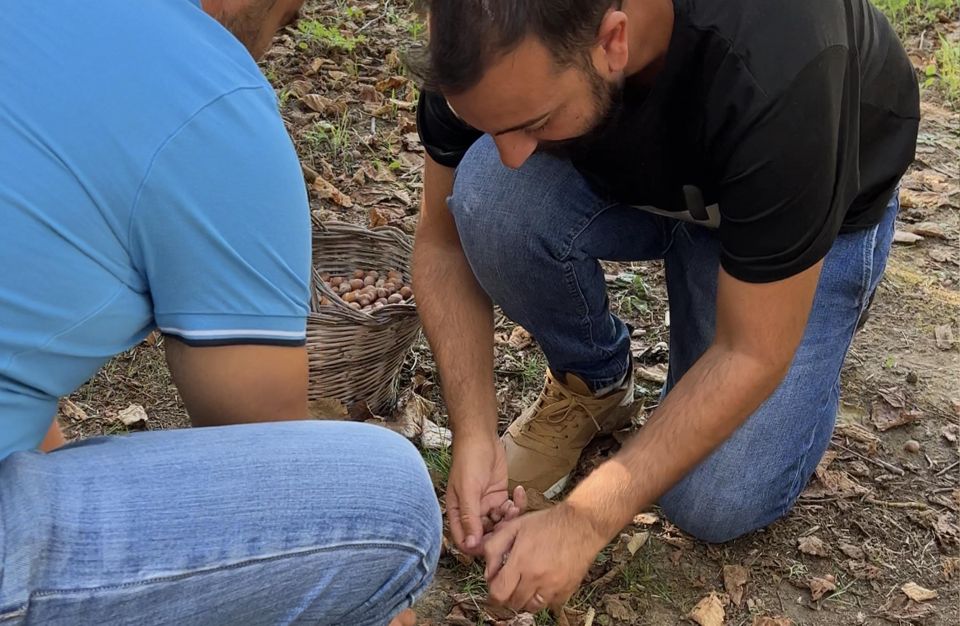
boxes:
[413,231,499,440]
[565,343,788,544]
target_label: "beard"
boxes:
[535,65,626,160]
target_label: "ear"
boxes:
[596,9,629,73]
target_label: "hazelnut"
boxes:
[383,282,396,293]
[399,286,413,299]
[348,302,362,311]
[338,282,352,295]
[342,291,358,303]
[375,278,386,288]
[319,296,331,306]
[363,275,376,286]
[353,269,365,279]
[366,270,379,279]
[376,288,388,299]
[349,278,364,290]
[320,272,331,281]
[330,276,343,287]
[376,298,388,306]
[358,295,373,307]
[387,270,402,281]
[388,293,404,304]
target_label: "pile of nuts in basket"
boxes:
[318,269,413,313]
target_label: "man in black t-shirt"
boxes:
[411,0,918,610]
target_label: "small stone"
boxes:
[904,440,921,453]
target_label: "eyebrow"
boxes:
[491,113,550,136]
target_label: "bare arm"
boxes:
[564,261,824,547]
[164,338,308,427]
[414,154,499,440]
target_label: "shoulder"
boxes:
[678,0,851,93]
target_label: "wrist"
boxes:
[557,499,616,554]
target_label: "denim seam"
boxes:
[780,225,879,517]
[26,540,429,600]
[859,224,879,311]
[558,200,634,371]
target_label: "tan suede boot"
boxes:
[503,369,637,498]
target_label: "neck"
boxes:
[622,0,675,83]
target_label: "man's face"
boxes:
[445,37,622,169]
[211,0,304,60]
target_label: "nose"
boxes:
[493,133,537,169]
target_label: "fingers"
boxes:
[446,493,466,549]
[522,591,548,614]
[506,574,539,612]
[483,521,519,581]
[387,608,417,626]
[487,555,522,607]
[513,485,528,515]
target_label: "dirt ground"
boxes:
[63,2,959,624]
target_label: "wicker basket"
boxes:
[306,219,421,413]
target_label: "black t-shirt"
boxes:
[418,0,920,282]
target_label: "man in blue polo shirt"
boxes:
[0,1,439,624]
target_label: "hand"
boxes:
[387,608,416,626]
[447,433,524,555]
[483,503,606,612]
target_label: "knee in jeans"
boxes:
[659,484,775,544]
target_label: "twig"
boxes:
[835,443,905,476]
[584,607,596,626]
[936,460,959,477]
[589,562,627,589]
[864,498,930,510]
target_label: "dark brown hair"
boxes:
[409,1,620,94]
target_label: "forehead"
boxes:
[444,37,578,131]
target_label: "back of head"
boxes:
[412,0,618,94]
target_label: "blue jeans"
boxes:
[0,421,441,625]
[451,136,898,543]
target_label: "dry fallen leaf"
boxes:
[301,93,345,115]
[845,560,883,580]
[907,221,949,239]
[627,531,650,555]
[58,398,88,421]
[941,424,959,443]
[308,396,348,419]
[636,364,668,385]
[871,399,922,431]
[933,513,959,548]
[368,205,405,228]
[312,176,352,207]
[688,592,726,626]
[880,593,936,621]
[839,543,865,560]
[797,535,830,557]
[602,594,638,623]
[723,565,750,606]
[901,582,938,602]
[421,417,452,450]
[935,324,955,350]
[893,230,924,244]
[118,404,147,426]
[507,326,533,350]
[633,512,659,525]
[808,575,836,601]
[941,557,960,580]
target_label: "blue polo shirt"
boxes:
[0,0,311,459]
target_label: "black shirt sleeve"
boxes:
[710,45,859,283]
[417,89,484,168]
